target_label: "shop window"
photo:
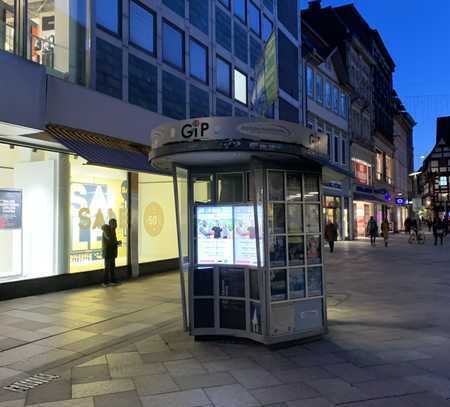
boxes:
[248,1,260,36]
[262,14,273,42]
[234,0,246,22]
[28,0,88,84]
[130,1,156,54]
[304,175,319,202]
[0,145,60,281]
[163,20,185,71]
[217,173,244,202]
[96,0,120,34]
[70,157,128,273]
[234,68,247,105]
[190,38,208,83]
[216,55,231,96]
[0,0,14,53]
[138,173,178,264]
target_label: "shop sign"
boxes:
[0,189,22,230]
[323,181,342,190]
[395,197,408,205]
[143,202,164,237]
[384,193,391,202]
[151,118,327,157]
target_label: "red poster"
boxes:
[354,162,368,185]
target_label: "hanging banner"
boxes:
[251,30,278,114]
[0,189,22,230]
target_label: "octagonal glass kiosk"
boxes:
[150,118,329,345]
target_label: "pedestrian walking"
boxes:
[404,217,411,234]
[324,220,338,253]
[433,217,444,246]
[381,218,389,247]
[426,218,432,232]
[102,218,122,287]
[367,216,378,247]
[443,216,449,236]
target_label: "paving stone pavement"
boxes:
[1,234,450,406]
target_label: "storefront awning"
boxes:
[46,125,156,174]
[353,192,386,203]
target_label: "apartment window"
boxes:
[262,14,273,42]
[234,68,247,105]
[440,176,448,187]
[325,80,332,109]
[96,0,121,34]
[334,135,339,163]
[163,21,185,71]
[249,1,261,36]
[315,74,323,104]
[219,0,230,8]
[341,138,346,165]
[234,0,246,22]
[376,150,384,180]
[332,85,339,113]
[340,92,347,117]
[130,1,156,54]
[190,38,208,83]
[216,56,231,96]
[306,66,314,97]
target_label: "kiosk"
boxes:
[149,117,329,345]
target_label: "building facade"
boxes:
[418,117,450,220]
[302,20,352,240]
[392,92,415,231]
[0,0,303,291]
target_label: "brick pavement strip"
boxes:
[1,237,450,406]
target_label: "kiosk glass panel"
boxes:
[193,175,213,203]
[249,268,259,300]
[194,267,214,296]
[287,204,302,234]
[289,268,306,299]
[220,267,245,297]
[305,204,320,233]
[217,173,244,202]
[308,267,323,296]
[306,235,321,265]
[304,175,319,201]
[220,299,246,329]
[269,236,286,267]
[270,269,287,301]
[250,302,262,334]
[287,173,302,201]
[288,235,304,265]
[268,171,284,201]
[194,299,215,328]
[268,203,286,234]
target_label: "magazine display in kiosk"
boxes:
[196,205,261,266]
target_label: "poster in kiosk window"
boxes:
[0,190,22,230]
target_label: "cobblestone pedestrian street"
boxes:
[1,233,450,406]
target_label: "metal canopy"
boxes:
[46,124,156,173]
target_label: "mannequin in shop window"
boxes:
[102,219,122,287]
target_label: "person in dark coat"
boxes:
[367,216,378,247]
[404,217,411,234]
[102,219,122,286]
[432,217,445,246]
[324,220,338,253]
[443,216,449,236]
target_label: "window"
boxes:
[96,0,120,34]
[341,138,346,165]
[440,176,448,187]
[216,56,231,96]
[163,21,184,71]
[190,38,208,83]
[262,14,273,42]
[0,0,14,53]
[219,0,230,8]
[306,66,314,97]
[217,173,244,202]
[234,0,246,22]
[130,1,156,54]
[315,74,323,104]
[332,85,339,113]
[376,150,384,180]
[234,69,247,105]
[334,135,339,163]
[340,92,347,117]
[248,1,261,36]
[325,81,332,109]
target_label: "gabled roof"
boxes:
[437,116,450,145]
[372,29,395,70]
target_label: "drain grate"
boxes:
[3,373,60,393]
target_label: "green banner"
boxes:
[264,31,278,107]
